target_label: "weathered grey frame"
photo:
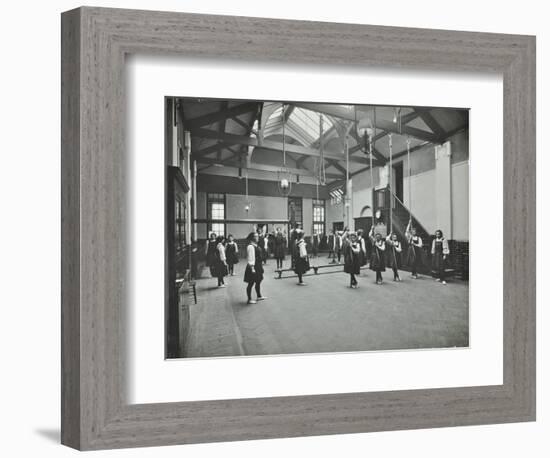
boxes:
[61,6,536,451]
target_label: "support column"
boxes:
[345,178,353,229]
[183,131,192,246]
[434,141,452,238]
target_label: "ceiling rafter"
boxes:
[413,108,447,139]
[230,115,258,135]
[294,103,440,143]
[195,157,343,180]
[182,101,259,129]
[325,158,347,175]
[348,129,387,164]
[189,127,370,165]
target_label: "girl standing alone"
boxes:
[369,227,386,285]
[243,232,267,304]
[293,231,310,286]
[344,232,361,288]
[431,229,450,285]
[225,234,239,276]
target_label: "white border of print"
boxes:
[127,55,503,404]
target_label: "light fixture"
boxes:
[355,106,377,196]
[277,103,293,197]
[356,116,374,156]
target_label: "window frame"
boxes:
[206,192,226,238]
[312,199,326,235]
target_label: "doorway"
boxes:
[393,161,404,203]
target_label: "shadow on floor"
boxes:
[35,428,60,443]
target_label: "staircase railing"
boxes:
[382,190,433,275]
[390,192,430,239]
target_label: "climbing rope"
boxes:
[388,132,393,233]
[318,114,327,186]
[407,137,412,224]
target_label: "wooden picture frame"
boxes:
[61,6,536,450]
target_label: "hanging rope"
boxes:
[316,176,319,200]
[407,137,412,224]
[318,114,327,185]
[369,122,374,215]
[244,167,250,212]
[389,133,393,231]
[282,104,287,168]
[345,134,350,220]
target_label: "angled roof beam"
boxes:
[195,157,343,180]
[283,104,295,122]
[189,127,370,165]
[413,108,447,140]
[294,103,438,143]
[348,130,387,164]
[326,158,348,175]
[194,141,240,157]
[230,115,258,135]
[183,102,259,129]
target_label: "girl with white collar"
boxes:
[386,232,403,282]
[431,229,450,285]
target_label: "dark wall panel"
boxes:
[197,174,330,200]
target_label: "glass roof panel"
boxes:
[290,107,333,141]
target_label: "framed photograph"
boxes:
[61,6,535,450]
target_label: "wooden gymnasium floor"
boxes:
[185,257,469,358]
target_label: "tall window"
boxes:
[312,199,326,235]
[207,193,226,237]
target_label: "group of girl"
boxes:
[205,233,240,288]
[342,222,450,288]
[207,224,451,304]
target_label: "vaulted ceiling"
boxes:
[178,98,468,184]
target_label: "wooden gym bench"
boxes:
[275,262,366,279]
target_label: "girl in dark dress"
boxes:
[369,227,386,284]
[293,231,310,285]
[225,234,239,276]
[344,232,361,288]
[431,229,450,285]
[212,235,228,287]
[273,227,286,269]
[405,221,423,279]
[257,228,269,265]
[243,232,267,304]
[205,232,217,275]
[386,233,403,282]
[356,229,367,272]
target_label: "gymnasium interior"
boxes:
[165,97,469,359]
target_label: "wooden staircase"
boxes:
[373,187,432,275]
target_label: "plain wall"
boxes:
[351,131,469,238]
[451,161,470,241]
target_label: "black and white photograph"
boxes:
[165,98,470,359]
